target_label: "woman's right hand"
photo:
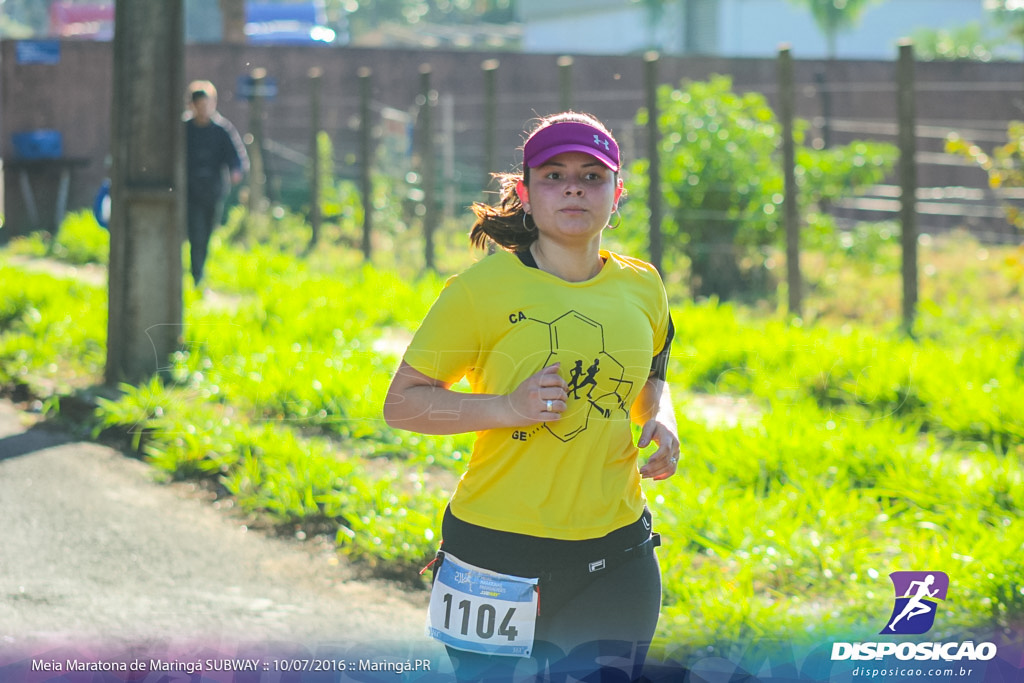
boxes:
[384,361,567,435]
[508,363,568,424]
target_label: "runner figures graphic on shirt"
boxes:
[887,574,938,632]
[567,359,609,416]
[527,309,635,442]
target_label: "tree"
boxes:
[636,0,669,50]
[220,0,246,43]
[985,0,1024,58]
[0,0,48,36]
[947,123,1024,233]
[788,0,879,58]
[623,75,896,301]
[911,22,998,61]
[325,0,515,41]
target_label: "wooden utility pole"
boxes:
[779,45,802,318]
[897,39,918,333]
[106,0,185,385]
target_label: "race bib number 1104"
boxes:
[426,553,539,658]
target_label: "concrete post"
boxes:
[482,59,499,193]
[308,67,323,248]
[358,66,373,261]
[419,64,437,272]
[245,67,268,240]
[105,0,185,386]
[558,56,573,111]
[897,40,918,333]
[779,45,802,319]
[643,51,663,274]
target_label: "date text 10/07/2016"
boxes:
[271,658,433,673]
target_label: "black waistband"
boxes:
[439,506,656,580]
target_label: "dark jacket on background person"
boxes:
[185,113,248,204]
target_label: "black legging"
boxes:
[437,506,662,682]
[186,197,223,286]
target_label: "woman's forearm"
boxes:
[631,377,676,430]
[383,384,514,435]
[383,361,568,435]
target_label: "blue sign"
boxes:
[16,41,61,65]
[236,74,278,101]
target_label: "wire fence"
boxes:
[249,61,1024,256]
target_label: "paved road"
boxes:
[0,398,447,677]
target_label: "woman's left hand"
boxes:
[637,419,680,480]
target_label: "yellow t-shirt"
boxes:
[403,248,671,540]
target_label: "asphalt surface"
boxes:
[0,398,447,675]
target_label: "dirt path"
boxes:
[0,398,447,677]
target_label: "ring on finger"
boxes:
[545,399,554,412]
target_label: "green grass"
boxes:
[2,211,1023,658]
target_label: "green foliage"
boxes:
[786,0,880,57]
[0,261,106,392]
[4,210,109,265]
[947,122,1024,230]
[795,141,898,211]
[0,0,47,37]
[625,75,895,300]
[335,0,516,42]
[986,0,1024,46]
[315,131,415,254]
[911,21,1000,61]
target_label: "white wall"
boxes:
[720,0,993,59]
[520,3,685,55]
[518,0,1002,59]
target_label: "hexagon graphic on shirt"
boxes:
[530,310,634,442]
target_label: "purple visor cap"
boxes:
[523,121,620,172]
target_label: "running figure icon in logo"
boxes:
[882,571,949,635]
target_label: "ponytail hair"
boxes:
[469,171,532,251]
[469,111,617,252]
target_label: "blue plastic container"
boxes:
[12,129,63,159]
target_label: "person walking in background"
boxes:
[184,79,248,287]
[384,111,679,681]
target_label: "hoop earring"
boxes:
[607,210,621,230]
[523,212,537,232]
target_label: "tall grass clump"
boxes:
[0,262,106,392]
[4,210,109,265]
